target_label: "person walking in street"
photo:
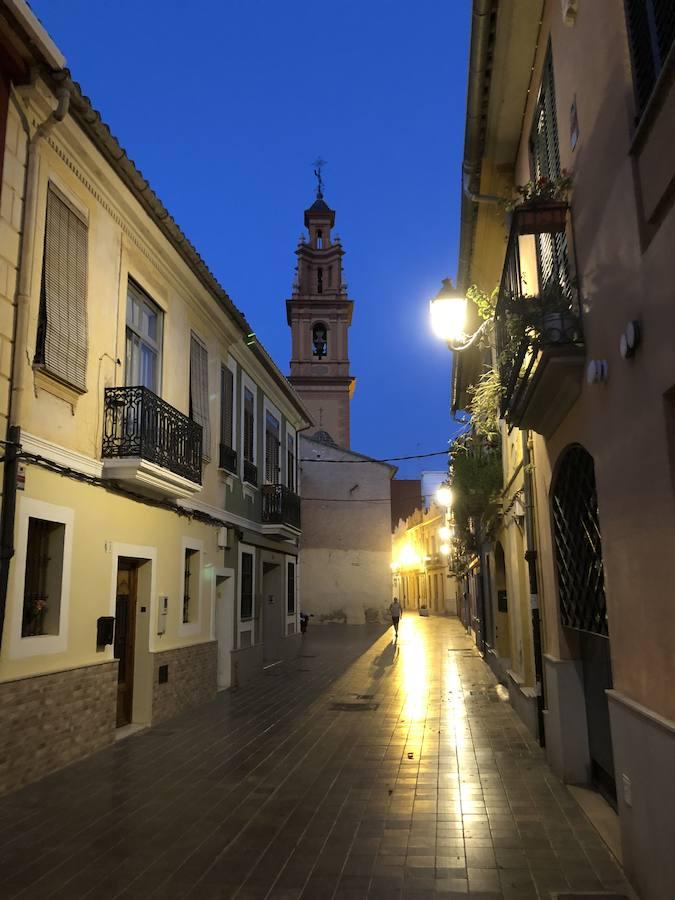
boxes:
[389,597,401,637]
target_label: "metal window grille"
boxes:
[189,335,210,459]
[287,563,295,615]
[36,184,89,392]
[529,49,570,296]
[624,0,675,114]
[551,446,608,636]
[240,552,253,619]
[183,548,197,624]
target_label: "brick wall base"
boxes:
[0,661,117,796]
[152,641,216,725]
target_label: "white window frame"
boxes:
[220,354,238,457]
[263,397,282,486]
[238,542,256,647]
[9,497,74,659]
[240,371,258,481]
[178,536,204,637]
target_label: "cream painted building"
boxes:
[392,503,457,616]
[0,1,310,794]
[454,2,675,897]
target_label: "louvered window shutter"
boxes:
[529,50,569,293]
[38,185,88,392]
[244,389,255,462]
[624,0,675,115]
[190,334,210,459]
[220,365,234,448]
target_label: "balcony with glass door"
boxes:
[101,386,202,498]
[495,205,585,437]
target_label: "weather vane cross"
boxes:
[313,157,327,198]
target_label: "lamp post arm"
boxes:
[447,318,493,352]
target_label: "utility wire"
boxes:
[299,448,450,464]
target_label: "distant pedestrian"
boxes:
[389,598,401,637]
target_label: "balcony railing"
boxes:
[219,443,238,475]
[495,205,584,435]
[102,386,202,484]
[262,484,301,530]
[243,459,258,486]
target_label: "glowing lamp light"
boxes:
[429,278,468,343]
[440,543,450,556]
[438,525,451,541]
[400,544,418,567]
[436,486,453,508]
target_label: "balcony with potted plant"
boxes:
[495,179,585,436]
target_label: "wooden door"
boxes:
[114,562,137,727]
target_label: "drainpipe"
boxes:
[522,429,546,747]
[0,83,70,650]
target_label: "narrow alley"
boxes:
[0,617,632,900]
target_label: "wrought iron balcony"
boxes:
[219,443,238,475]
[262,484,301,530]
[495,207,585,437]
[243,459,258,486]
[102,386,202,493]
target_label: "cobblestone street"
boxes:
[0,617,633,899]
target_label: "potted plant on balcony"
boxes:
[504,282,579,345]
[506,170,573,235]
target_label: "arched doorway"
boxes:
[551,445,615,803]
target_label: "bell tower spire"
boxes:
[286,171,355,447]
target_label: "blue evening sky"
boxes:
[30,0,470,479]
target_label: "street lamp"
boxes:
[429,278,491,351]
[436,486,453,508]
[438,525,451,541]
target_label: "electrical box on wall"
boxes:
[157,595,168,635]
[217,526,232,549]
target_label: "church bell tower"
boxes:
[287,170,355,447]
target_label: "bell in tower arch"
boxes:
[312,322,328,359]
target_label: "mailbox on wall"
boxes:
[157,595,168,635]
[96,616,115,649]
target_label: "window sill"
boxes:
[33,366,86,409]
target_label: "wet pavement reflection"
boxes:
[0,616,633,899]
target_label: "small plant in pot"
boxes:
[505,170,573,235]
[505,282,580,345]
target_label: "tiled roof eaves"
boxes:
[44,67,312,425]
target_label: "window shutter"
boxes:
[220,365,234,448]
[529,50,569,294]
[625,0,675,114]
[244,388,255,461]
[39,185,88,392]
[190,334,210,459]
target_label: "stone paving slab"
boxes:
[0,618,636,899]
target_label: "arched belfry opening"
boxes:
[312,322,327,359]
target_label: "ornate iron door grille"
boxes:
[551,445,607,635]
[102,386,202,485]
